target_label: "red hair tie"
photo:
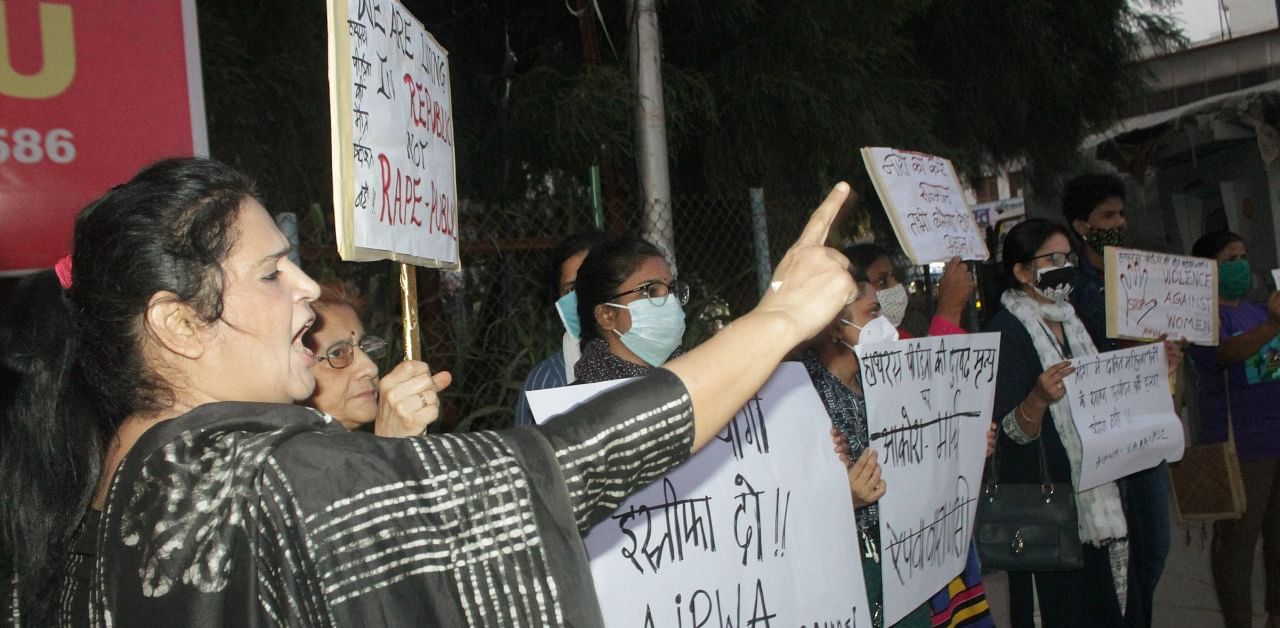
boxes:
[55,255,73,289]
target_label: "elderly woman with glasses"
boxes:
[572,236,691,384]
[303,282,452,435]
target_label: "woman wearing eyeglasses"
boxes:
[573,236,691,383]
[303,283,452,435]
[984,218,1168,627]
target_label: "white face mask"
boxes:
[877,284,909,327]
[840,315,901,347]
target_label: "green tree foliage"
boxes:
[198,0,1185,223]
[909,0,1185,186]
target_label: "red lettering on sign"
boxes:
[378,152,423,226]
[379,153,392,223]
[404,73,429,129]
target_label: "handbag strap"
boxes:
[985,412,1054,491]
[1224,370,1236,447]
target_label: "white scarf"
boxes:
[1000,289,1128,545]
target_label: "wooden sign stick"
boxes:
[398,262,422,361]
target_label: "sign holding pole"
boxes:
[860,147,990,265]
[328,0,459,358]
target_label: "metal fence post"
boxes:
[749,187,771,296]
[589,165,604,230]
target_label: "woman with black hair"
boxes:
[984,218,1163,627]
[572,236,689,383]
[842,243,974,338]
[843,243,993,628]
[513,230,609,425]
[1188,230,1280,628]
[0,158,857,626]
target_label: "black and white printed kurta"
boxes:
[56,369,693,626]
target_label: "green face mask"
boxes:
[1085,226,1128,252]
[1219,259,1251,299]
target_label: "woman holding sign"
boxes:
[802,280,934,628]
[843,243,975,338]
[1189,230,1280,628]
[301,282,451,435]
[984,218,1136,627]
[844,245,994,628]
[0,158,856,626]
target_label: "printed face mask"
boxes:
[1219,258,1251,299]
[1034,264,1076,303]
[840,315,900,347]
[607,298,686,366]
[877,284,909,327]
[1085,226,1128,252]
[555,291,581,339]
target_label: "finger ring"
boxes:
[418,391,431,407]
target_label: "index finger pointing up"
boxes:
[796,182,852,247]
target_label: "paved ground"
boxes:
[983,509,1269,627]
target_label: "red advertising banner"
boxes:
[0,0,207,273]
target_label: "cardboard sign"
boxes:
[527,364,871,628]
[0,0,207,273]
[1064,344,1185,491]
[327,0,459,268]
[857,333,1000,625]
[1104,247,1218,346]
[860,147,990,264]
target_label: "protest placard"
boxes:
[860,147,990,264]
[327,0,459,267]
[1104,246,1218,345]
[1065,344,1185,491]
[856,333,999,625]
[527,363,871,628]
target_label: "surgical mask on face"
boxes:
[1219,259,1251,299]
[607,298,686,366]
[555,290,581,339]
[840,315,901,347]
[1034,265,1076,303]
[877,284,909,327]
[1085,225,1128,252]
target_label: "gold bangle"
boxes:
[1016,402,1041,425]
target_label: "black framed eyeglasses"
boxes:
[318,333,387,369]
[607,280,691,307]
[1027,251,1078,267]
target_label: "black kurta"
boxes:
[57,369,694,627]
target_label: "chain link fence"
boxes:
[378,187,826,432]
[295,183,943,433]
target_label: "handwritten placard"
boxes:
[860,147,991,264]
[527,364,871,628]
[1104,247,1218,345]
[327,0,459,267]
[856,333,1000,625]
[1065,345,1185,491]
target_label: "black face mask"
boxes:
[1034,265,1076,302]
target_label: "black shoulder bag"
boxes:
[974,428,1084,571]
